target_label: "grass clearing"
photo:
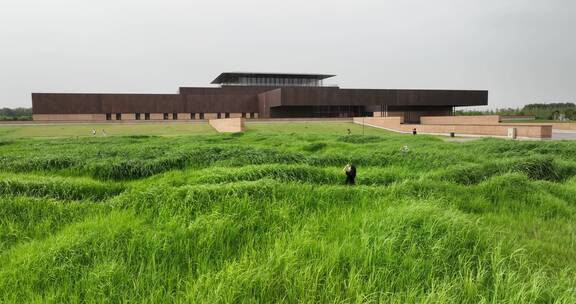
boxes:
[0,122,575,302]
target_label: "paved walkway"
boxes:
[552,130,576,140]
[442,130,576,141]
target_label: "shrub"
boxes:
[194,164,340,185]
[302,142,327,152]
[438,163,501,185]
[478,173,533,206]
[508,155,562,181]
[338,135,382,144]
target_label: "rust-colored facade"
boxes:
[32,73,488,122]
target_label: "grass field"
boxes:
[0,122,575,302]
[0,122,216,139]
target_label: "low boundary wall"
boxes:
[354,117,552,139]
[513,123,576,131]
[424,115,574,133]
[420,115,501,125]
[500,115,536,121]
[550,123,576,131]
[209,118,245,133]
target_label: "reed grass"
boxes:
[0,123,574,302]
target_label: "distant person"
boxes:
[91,129,96,136]
[412,128,417,135]
[343,163,356,185]
[347,128,351,135]
[102,129,107,136]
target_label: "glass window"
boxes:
[145,113,150,120]
[106,113,112,120]
[116,113,121,120]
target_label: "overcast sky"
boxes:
[1,0,575,109]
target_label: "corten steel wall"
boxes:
[184,94,259,113]
[32,87,488,119]
[262,87,485,118]
[32,93,184,114]
[181,87,272,114]
[269,106,365,118]
[100,94,184,113]
[257,89,282,118]
[279,88,487,107]
[32,94,102,114]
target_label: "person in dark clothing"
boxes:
[412,128,417,135]
[343,163,356,185]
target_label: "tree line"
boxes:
[0,108,32,121]
[456,103,576,120]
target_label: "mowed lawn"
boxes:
[0,121,380,139]
[0,122,575,302]
[0,122,216,138]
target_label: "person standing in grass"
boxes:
[92,129,96,136]
[343,163,356,185]
[412,128,417,135]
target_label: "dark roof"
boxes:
[211,72,336,84]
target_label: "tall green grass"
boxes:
[0,196,105,252]
[0,173,124,201]
[0,124,575,302]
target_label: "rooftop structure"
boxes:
[211,72,336,87]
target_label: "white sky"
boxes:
[1,0,575,109]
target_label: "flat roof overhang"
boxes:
[265,87,488,107]
[211,72,336,84]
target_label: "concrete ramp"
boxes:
[209,118,245,133]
